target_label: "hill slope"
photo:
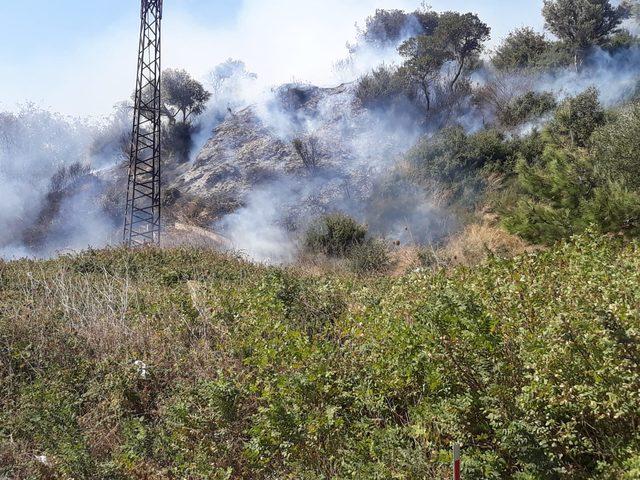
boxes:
[1,233,639,479]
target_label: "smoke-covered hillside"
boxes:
[2,1,640,269]
[3,2,640,479]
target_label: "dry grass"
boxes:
[437,222,532,267]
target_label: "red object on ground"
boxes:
[453,444,461,480]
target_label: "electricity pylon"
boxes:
[124,0,163,247]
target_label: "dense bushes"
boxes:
[304,213,367,256]
[498,91,557,127]
[1,234,639,478]
[354,66,417,111]
[303,213,390,274]
[591,101,640,190]
[501,94,640,244]
[551,87,606,147]
[404,126,516,208]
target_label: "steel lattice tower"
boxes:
[124,0,163,247]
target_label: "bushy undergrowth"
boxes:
[304,213,367,257]
[1,233,639,479]
[498,91,557,128]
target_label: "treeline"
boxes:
[352,0,640,247]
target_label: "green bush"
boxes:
[499,91,557,127]
[1,235,640,478]
[503,146,640,244]
[405,126,516,208]
[492,27,551,71]
[303,213,367,257]
[591,101,640,190]
[347,239,390,274]
[552,87,606,148]
[354,65,418,112]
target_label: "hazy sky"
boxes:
[0,0,545,117]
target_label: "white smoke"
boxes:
[0,105,126,259]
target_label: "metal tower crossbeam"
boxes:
[124,0,163,247]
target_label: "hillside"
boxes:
[1,233,639,479]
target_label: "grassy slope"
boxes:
[1,233,639,479]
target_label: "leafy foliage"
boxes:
[542,0,629,69]
[347,239,391,274]
[304,213,367,257]
[397,11,490,115]
[1,234,639,478]
[492,28,552,71]
[355,66,417,111]
[591,101,640,190]
[358,9,415,48]
[406,126,515,207]
[552,87,606,147]
[504,145,640,243]
[499,91,558,127]
[162,68,211,125]
[432,12,491,91]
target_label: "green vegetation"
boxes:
[498,91,557,128]
[161,68,211,162]
[304,213,368,257]
[492,28,554,71]
[542,0,629,70]
[500,92,640,244]
[1,233,639,478]
[303,214,390,274]
[551,87,606,148]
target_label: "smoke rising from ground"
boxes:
[1,4,639,261]
[0,106,127,259]
[207,42,640,263]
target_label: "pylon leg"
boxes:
[124,0,163,247]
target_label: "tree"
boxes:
[492,28,552,71]
[398,35,449,113]
[542,0,629,70]
[161,69,211,125]
[432,12,491,91]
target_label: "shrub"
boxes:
[348,239,390,274]
[591,101,640,190]
[354,66,416,110]
[499,91,557,127]
[2,234,640,478]
[405,126,515,208]
[552,87,606,147]
[437,223,530,266]
[291,135,321,170]
[503,147,640,244]
[303,213,367,257]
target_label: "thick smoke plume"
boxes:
[2,6,640,262]
[0,106,127,259]
[206,41,640,263]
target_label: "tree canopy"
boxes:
[161,68,211,125]
[542,0,629,69]
[493,28,552,71]
[433,12,491,90]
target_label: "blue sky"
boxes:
[0,0,545,116]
